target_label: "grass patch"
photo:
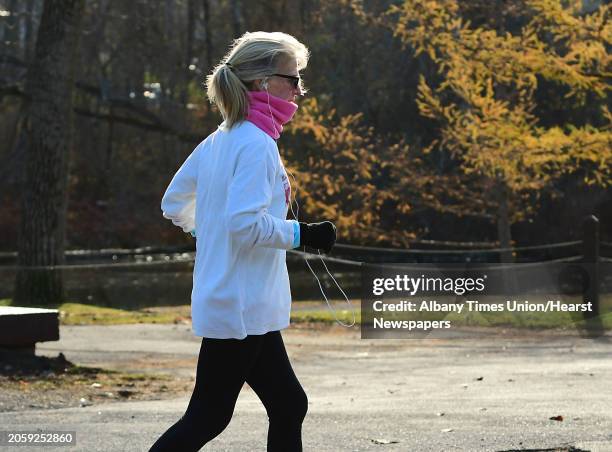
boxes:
[57,303,191,325]
[291,308,361,325]
[1,297,610,330]
[0,299,191,325]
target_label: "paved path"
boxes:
[1,324,611,451]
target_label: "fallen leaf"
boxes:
[549,415,564,421]
[371,438,399,445]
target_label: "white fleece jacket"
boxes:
[161,121,298,339]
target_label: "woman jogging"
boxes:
[149,31,337,452]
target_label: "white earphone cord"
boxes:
[285,168,356,328]
[264,85,355,327]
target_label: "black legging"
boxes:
[149,330,308,451]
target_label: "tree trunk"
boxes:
[13,0,85,306]
[494,176,517,297]
[202,0,212,72]
[230,0,243,38]
[182,0,196,105]
[495,178,514,263]
[24,0,37,63]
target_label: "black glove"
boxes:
[299,221,337,253]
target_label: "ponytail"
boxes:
[206,63,249,129]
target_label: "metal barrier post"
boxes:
[583,215,599,318]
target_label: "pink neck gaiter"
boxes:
[246,91,298,140]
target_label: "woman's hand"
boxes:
[299,221,337,253]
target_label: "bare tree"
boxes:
[202,0,212,71]
[23,0,38,63]
[229,0,243,38]
[13,0,85,305]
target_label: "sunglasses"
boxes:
[271,73,301,89]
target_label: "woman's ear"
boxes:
[252,79,262,91]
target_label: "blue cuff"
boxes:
[189,229,196,237]
[292,221,300,248]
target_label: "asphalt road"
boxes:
[1,323,611,452]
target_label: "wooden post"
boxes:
[583,215,599,318]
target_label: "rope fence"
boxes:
[1,238,601,262]
[291,250,585,271]
[0,249,599,272]
[0,239,592,263]
[333,240,582,255]
[0,256,195,272]
[0,245,193,260]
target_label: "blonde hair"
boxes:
[206,31,309,128]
